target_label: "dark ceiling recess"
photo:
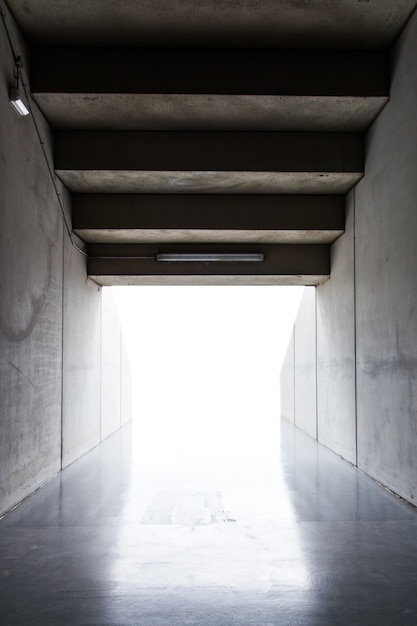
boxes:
[5,0,417,284]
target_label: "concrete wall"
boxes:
[281,8,417,505]
[62,235,102,469]
[0,8,131,516]
[101,289,122,440]
[316,194,356,465]
[280,333,294,424]
[282,288,317,437]
[354,10,417,505]
[121,337,133,427]
[101,288,133,438]
[0,15,63,515]
[294,288,317,438]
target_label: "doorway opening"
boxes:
[112,285,303,478]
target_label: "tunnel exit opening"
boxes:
[112,285,303,478]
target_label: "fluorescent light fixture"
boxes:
[10,88,30,116]
[156,253,264,262]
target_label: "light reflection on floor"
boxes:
[1,421,417,625]
[111,416,310,596]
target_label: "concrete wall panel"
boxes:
[0,15,62,514]
[0,8,132,514]
[281,11,417,506]
[120,337,133,426]
[317,196,356,464]
[62,235,102,468]
[294,287,317,438]
[355,10,417,504]
[280,333,294,423]
[101,289,122,439]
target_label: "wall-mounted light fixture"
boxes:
[10,56,29,116]
[10,87,29,116]
[156,253,264,262]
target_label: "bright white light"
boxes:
[155,253,264,262]
[113,286,303,473]
[111,286,310,595]
[10,89,30,116]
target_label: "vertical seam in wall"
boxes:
[353,187,358,467]
[315,287,318,441]
[60,208,65,470]
[120,326,122,428]
[293,325,296,425]
[99,292,103,443]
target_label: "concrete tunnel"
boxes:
[1,1,417,623]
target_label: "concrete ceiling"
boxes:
[5,0,417,285]
[5,0,417,48]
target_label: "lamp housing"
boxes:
[10,88,30,116]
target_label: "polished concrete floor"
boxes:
[1,420,417,626]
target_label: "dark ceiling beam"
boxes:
[31,48,388,97]
[72,194,345,244]
[55,131,363,173]
[87,243,330,286]
[73,193,343,229]
[32,49,389,132]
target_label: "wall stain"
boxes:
[0,239,53,342]
[363,356,417,379]
[363,323,417,380]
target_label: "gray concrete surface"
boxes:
[280,8,417,506]
[91,274,328,287]
[72,193,345,245]
[30,47,388,131]
[294,288,317,438]
[354,9,417,505]
[280,333,294,424]
[1,420,416,625]
[0,6,132,514]
[101,289,122,440]
[6,0,417,48]
[316,194,356,464]
[92,275,329,287]
[77,228,344,245]
[62,233,102,469]
[33,93,388,133]
[0,14,62,515]
[2,0,417,521]
[87,243,330,286]
[120,338,132,427]
[56,169,363,195]
[54,130,364,196]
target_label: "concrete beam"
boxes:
[87,243,330,286]
[7,1,416,48]
[32,48,389,96]
[32,94,389,132]
[55,131,363,171]
[55,131,363,194]
[31,49,388,132]
[91,275,330,286]
[72,194,345,244]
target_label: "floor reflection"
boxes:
[0,420,417,625]
[111,421,310,597]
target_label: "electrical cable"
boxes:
[0,5,168,265]
[1,5,89,257]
